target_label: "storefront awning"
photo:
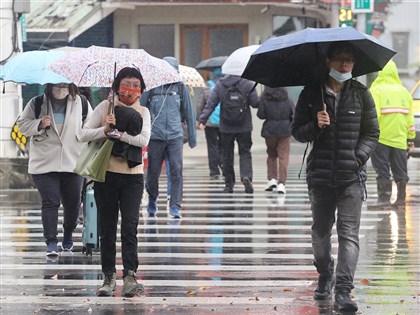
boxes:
[25,0,133,48]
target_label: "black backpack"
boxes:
[11,94,90,155]
[221,82,248,126]
[34,94,89,125]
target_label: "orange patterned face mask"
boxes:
[118,85,141,105]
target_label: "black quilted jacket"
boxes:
[291,79,379,188]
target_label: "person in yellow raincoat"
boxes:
[369,60,415,208]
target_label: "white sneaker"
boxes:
[265,179,277,191]
[277,183,286,194]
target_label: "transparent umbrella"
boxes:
[221,45,260,76]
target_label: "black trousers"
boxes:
[204,126,223,176]
[371,142,409,183]
[32,172,84,245]
[221,131,253,186]
[94,172,143,277]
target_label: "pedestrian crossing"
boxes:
[0,152,419,314]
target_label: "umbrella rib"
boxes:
[78,61,98,86]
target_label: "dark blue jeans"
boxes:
[308,182,362,292]
[32,172,84,245]
[221,131,253,186]
[94,172,143,277]
[146,137,183,210]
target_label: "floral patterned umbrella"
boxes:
[179,65,205,87]
[47,45,182,90]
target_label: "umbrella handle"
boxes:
[107,98,115,129]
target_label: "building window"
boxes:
[273,16,319,36]
[138,25,175,58]
[392,32,409,71]
[180,24,248,68]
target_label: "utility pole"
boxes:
[0,1,28,158]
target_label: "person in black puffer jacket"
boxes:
[291,41,379,312]
[257,86,294,194]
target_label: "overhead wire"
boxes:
[1,0,20,64]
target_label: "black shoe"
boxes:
[222,186,233,193]
[243,177,254,194]
[334,291,358,312]
[314,274,335,300]
[367,199,391,209]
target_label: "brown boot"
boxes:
[122,270,144,297]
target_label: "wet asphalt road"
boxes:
[0,140,419,315]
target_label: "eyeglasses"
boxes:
[120,81,141,90]
[331,56,355,64]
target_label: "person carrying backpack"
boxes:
[198,74,259,193]
[141,56,197,219]
[196,67,224,179]
[17,83,93,257]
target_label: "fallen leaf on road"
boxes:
[360,278,369,285]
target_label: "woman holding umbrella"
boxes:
[291,42,379,312]
[79,67,151,298]
[17,83,93,257]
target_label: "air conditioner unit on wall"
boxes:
[14,0,31,13]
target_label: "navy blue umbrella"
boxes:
[242,27,396,87]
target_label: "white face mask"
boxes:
[52,86,69,100]
[329,68,352,83]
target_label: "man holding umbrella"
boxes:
[292,42,379,312]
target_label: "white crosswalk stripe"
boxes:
[1,150,419,314]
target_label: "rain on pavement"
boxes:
[0,141,419,315]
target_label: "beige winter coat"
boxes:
[78,97,151,175]
[17,94,93,175]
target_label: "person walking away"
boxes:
[368,60,415,209]
[196,67,224,179]
[291,42,379,312]
[141,56,197,219]
[198,74,259,193]
[17,83,93,256]
[79,67,151,297]
[257,86,294,193]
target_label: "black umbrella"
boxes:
[195,56,228,71]
[242,27,396,87]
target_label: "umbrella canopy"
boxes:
[179,65,205,87]
[195,56,228,71]
[47,45,182,90]
[0,50,71,85]
[221,45,260,76]
[242,27,396,87]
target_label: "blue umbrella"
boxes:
[0,50,72,85]
[242,27,396,87]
